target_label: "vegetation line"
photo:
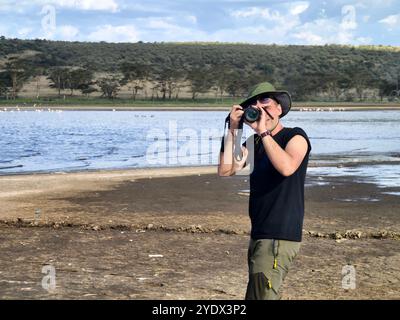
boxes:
[0,218,398,240]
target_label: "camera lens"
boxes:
[244,106,260,123]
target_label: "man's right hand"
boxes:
[229,105,244,130]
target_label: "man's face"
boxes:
[255,98,282,130]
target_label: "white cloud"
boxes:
[0,0,396,45]
[56,0,119,12]
[355,0,394,9]
[227,2,365,45]
[231,2,309,20]
[57,25,79,40]
[230,7,281,20]
[355,36,373,44]
[293,31,323,44]
[379,14,400,29]
[227,2,310,43]
[0,25,10,37]
[127,16,209,42]
[362,15,370,23]
[144,17,176,30]
[208,26,283,43]
[289,1,310,16]
[1,0,120,12]
[118,2,166,14]
[186,15,197,24]
[37,24,79,40]
[292,18,364,45]
[0,1,13,11]
[18,27,33,37]
[88,24,139,42]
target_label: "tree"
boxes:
[254,63,276,83]
[148,64,185,100]
[186,67,213,100]
[374,73,399,102]
[120,62,150,100]
[81,86,98,97]
[65,68,95,96]
[211,65,232,100]
[306,71,351,101]
[47,67,70,97]
[97,76,121,99]
[152,73,168,100]
[345,61,376,101]
[166,68,185,100]
[33,66,46,99]
[0,71,12,98]
[283,72,322,101]
[325,74,351,101]
[225,70,248,98]
[2,52,37,99]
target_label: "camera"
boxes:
[224,106,261,130]
[242,106,261,123]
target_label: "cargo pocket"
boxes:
[278,240,301,266]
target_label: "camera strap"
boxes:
[220,113,244,155]
[219,114,230,153]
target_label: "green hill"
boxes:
[0,37,399,102]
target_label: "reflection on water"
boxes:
[306,164,400,189]
[383,192,400,196]
[332,197,380,202]
[1,110,400,192]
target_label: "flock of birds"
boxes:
[299,107,346,111]
[0,105,347,112]
[0,107,64,113]
[0,104,63,113]
[0,106,157,116]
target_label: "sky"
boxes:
[0,0,399,45]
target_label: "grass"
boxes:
[1,96,400,109]
[0,97,238,106]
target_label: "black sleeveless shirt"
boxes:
[244,127,311,242]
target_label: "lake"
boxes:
[1,109,400,190]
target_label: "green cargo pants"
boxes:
[245,238,300,300]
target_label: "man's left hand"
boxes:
[244,106,269,135]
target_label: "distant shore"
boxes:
[1,101,400,112]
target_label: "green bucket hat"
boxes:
[240,82,292,118]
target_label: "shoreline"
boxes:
[1,103,400,112]
[2,156,400,177]
[0,165,217,179]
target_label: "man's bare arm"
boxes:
[218,105,248,176]
[218,129,248,176]
[260,134,308,177]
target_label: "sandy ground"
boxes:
[0,166,399,299]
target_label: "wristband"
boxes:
[259,130,271,138]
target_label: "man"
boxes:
[218,82,312,300]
